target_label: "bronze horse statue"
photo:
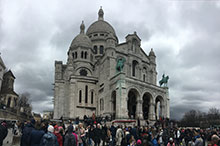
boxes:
[159,74,169,87]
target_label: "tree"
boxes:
[180,110,202,127]
[18,92,32,113]
[180,107,220,128]
[207,107,220,126]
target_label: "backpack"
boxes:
[64,133,76,146]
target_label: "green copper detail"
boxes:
[116,58,125,72]
[159,74,169,87]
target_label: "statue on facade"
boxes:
[116,58,125,72]
[159,74,169,87]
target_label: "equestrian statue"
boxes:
[116,58,125,72]
[159,74,169,87]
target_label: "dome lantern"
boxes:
[98,6,104,20]
[80,21,85,34]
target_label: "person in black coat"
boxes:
[20,119,36,146]
[94,124,102,146]
[0,121,8,146]
[64,125,76,146]
[110,123,117,146]
[29,123,45,146]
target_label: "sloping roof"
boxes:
[4,70,16,79]
[0,88,19,96]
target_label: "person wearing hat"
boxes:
[167,137,175,146]
[40,125,59,146]
[209,134,220,146]
[137,139,142,146]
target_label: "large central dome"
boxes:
[86,7,117,38]
[86,20,116,36]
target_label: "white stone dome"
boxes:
[70,33,92,48]
[70,21,92,49]
[86,20,116,36]
[86,7,117,38]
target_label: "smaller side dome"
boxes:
[70,21,92,49]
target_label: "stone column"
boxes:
[161,104,165,118]
[115,72,129,119]
[149,102,156,121]
[69,79,76,119]
[136,99,143,119]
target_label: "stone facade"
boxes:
[0,70,19,109]
[54,8,170,122]
[0,55,32,121]
[0,55,6,90]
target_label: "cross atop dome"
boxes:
[98,6,104,20]
[80,21,85,34]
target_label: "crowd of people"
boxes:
[1,118,220,146]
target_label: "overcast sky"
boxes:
[0,0,220,120]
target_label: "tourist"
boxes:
[72,125,78,146]
[194,131,203,146]
[21,119,36,146]
[208,134,220,146]
[0,121,8,146]
[137,139,142,146]
[167,138,175,146]
[58,126,65,145]
[152,135,159,146]
[110,122,117,146]
[64,125,76,146]
[29,123,45,146]
[101,124,108,146]
[78,123,86,146]
[54,125,63,146]
[40,125,59,146]
[94,123,102,146]
[116,125,124,146]
[129,135,136,146]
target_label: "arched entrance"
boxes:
[111,91,116,120]
[142,93,152,120]
[155,96,164,120]
[127,89,139,119]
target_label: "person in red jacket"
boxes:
[54,125,63,146]
[209,135,219,146]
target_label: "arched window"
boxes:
[100,46,104,54]
[143,74,145,82]
[94,46,97,54]
[85,52,87,59]
[7,97,11,107]
[72,53,75,59]
[85,85,88,103]
[75,52,77,58]
[132,60,138,77]
[81,51,84,58]
[79,90,82,103]
[80,69,88,76]
[132,39,137,52]
[91,91,94,104]
[100,99,104,111]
